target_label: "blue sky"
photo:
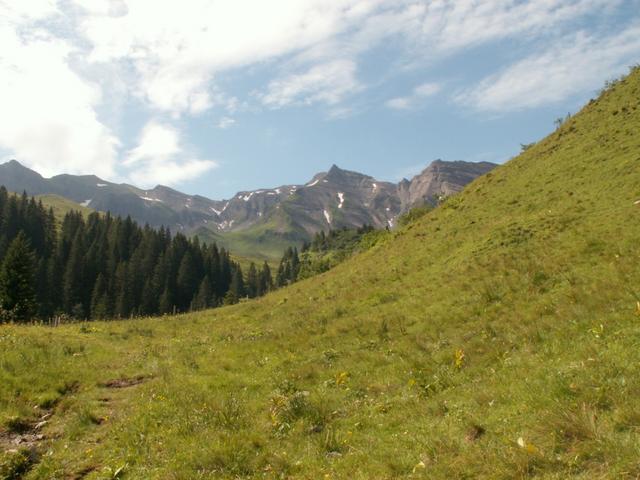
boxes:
[1,1,639,199]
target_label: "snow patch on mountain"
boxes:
[139,196,163,202]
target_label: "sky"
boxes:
[0,0,639,199]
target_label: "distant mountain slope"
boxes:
[0,159,495,258]
[35,194,94,222]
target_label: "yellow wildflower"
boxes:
[454,348,465,369]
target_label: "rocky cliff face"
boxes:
[398,160,497,211]
[0,159,496,239]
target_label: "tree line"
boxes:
[274,225,384,287]
[0,188,273,323]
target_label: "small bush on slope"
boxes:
[1,67,640,479]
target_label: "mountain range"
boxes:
[0,159,496,258]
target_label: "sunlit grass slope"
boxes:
[2,68,640,479]
[35,194,94,222]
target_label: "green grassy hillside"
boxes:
[5,193,93,223]
[35,194,94,221]
[2,67,640,479]
[195,213,308,262]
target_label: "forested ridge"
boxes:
[0,187,273,322]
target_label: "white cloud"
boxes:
[456,24,640,112]
[414,82,441,97]
[217,117,237,129]
[0,8,119,178]
[418,0,622,54]
[0,0,635,184]
[73,1,617,116]
[385,97,411,110]
[125,121,217,187]
[261,60,361,108]
[0,0,58,21]
[386,81,441,110]
[75,0,386,115]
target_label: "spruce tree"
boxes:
[259,261,272,296]
[225,266,244,305]
[158,284,174,315]
[113,262,132,318]
[276,262,286,287]
[176,251,198,311]
[246,262,258,298]
[191,276,213,311]
[139,279,157,315]
[62,231,85,311]
[290,247,300,282]
[90,273,109,319]
[0,232,37,322]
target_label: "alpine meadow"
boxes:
[1,61,640,478]
[2,1,640,479]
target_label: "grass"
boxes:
[1,67,640,479]
[195,221,306,262]
[35,194,94,222]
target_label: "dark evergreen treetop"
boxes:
[0,186,273,322]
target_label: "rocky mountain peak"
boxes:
[0,159,497,256]
[323,164,374,186]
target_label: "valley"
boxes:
[1,65,639,479]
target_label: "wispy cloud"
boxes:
[217,117,237,129]
[456,23,640,112]
[260,60,362,108]
[0,0,636,183]
[386,81,441,110]
[72,0,620,117]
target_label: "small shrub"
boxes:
[397,205,433,227]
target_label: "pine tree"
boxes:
[158,284,174,315]
[191,276,213,311]
[176,251,199,311]
[0,232,37,322]
[290,247,300,282]
[246,262,258,298]
[225,266,244,305]
[113,262,132,318]
[62,231,85,311]
[276,262,286,287]
[139,279,157,315]
[259,261,272,296]
[90,273,109,319]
